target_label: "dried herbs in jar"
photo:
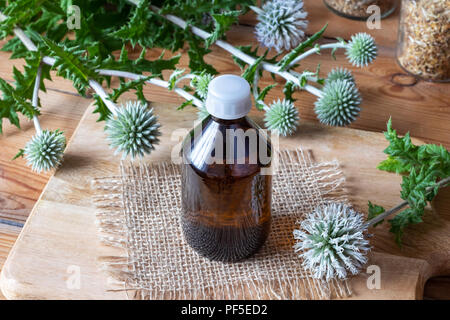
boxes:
[397,0,450,82]
[323,0,397,20]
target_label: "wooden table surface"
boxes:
[0,1,449,299]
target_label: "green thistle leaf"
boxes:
[256,84,277,110]
[276,24,328,71]
[41,36,99,96]
[205,10,240,48]
[368,201,385,227]
[109,75,155,104]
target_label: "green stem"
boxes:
[288,43,347,69]
[365,176,450,228]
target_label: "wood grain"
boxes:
[0,0,449,298]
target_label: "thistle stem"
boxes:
[0,11,119,117]
[127,2,324,98]
[88,80,118,116]
[2,8,202,112]
[288,43,347,68]
[32,65,43,135]
[252,71,270,112]
[365,176,450,228]
[96,69,203,108]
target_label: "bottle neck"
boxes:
[210,115,248,125]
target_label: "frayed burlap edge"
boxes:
[92,148,352,300]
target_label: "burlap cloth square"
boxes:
[92,148,352,299]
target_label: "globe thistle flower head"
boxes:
[293,202,371,281]
[314,79,361,127]
[326,67,355,84]
[254,0,309,52]
[24,129,66,173]
[191,73,214,99]
[346,33,377,67]
[264,99,299,136]
[105,101,161,160]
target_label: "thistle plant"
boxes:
[346,33,378,67]
[190,72,214,99]
[24,130,66,172]
[105,101,161,159]
[251,0,308,52]
[314,79,362,127]
[326,67,355,84]
[294,203,370,281]
[20,64,66,172]
[294,121,450,279]
[264,99,300,136]
[0,0,378,170]
[295,173,449,281]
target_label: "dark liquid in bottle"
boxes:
[181,116,272,262]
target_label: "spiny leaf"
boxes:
[242,50,268,84]
[93,94,111,122]
[177,99,194,111]
[232,45,282,72]
[0,78,38,133]
[100,47,180,76]
[113,0,155,48]
[12,148,25,160]
[41,36,99,96]
[283,81,298,102]
[168,69,185,90]
[367,201,385,227]
[277,24,328,71]
[109,75,155,103]
[377,156,410,174]
[255,84,276,110]
[187,35,217,75]
[371,119,450,245]
[205,10,240,48]
[13,51,51,100]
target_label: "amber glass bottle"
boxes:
[181,75,272,262]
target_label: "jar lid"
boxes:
[205,75,252,120]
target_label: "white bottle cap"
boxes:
[205,74,252,120]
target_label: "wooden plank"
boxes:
[0,223,21,300]
[0,90,91,224]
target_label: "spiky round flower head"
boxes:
[191,73,214,99]
[264,99,299,136]
[293,202,371,281]
[196,106,210,122]
[24,130,66,173]
[105,101,161,160]
[314,79,362,127]
[346,33,377,67]
[326,67,355,84]
[254,0,308,52]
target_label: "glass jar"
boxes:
[397,0,450,82]
[323,0,397,20]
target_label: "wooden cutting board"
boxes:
[0,102,448,300]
